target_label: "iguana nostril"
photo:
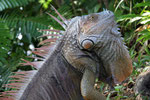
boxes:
[81,39,94,49]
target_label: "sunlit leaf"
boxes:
[140,19,150,24]
[129,17,142,23]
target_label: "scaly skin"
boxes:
[19,10,132,100]
[62,10,132,100]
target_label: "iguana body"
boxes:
[18,10,132,100]
[19,41,84,100]
[19,16,104,100]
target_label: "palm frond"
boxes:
[0,65,12,91]
[0,3,74,99]
[0,0,35,11]
[0,19,12,61]
[1,15,50,42]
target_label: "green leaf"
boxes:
[142,11,150,16]
[134,1,150,8]
[117,14,137,22]
[2,16,49,39]
[140,19,150,24]
[137,29,150,42]
[0,19,12,60]
[115,0,124,12]
[115,85,123,91]
[0,0,36,11]
[93,4,100,13]
[129,17,142,23]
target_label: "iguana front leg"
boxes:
[81,68,106,100]
[64,51,103,100]
[63,47,106,100]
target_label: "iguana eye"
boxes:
[88,14,98,21]
[81,39,94,49]
[89,16,95,20]
[81,28,84,33]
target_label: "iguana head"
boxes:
[48,9,133,84]
[77,10,116,49]
[76,10,133,84]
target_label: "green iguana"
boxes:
[1,8,133,100]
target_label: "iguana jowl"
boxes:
[18,10,132,100]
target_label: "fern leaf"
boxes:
[0,0,35,11]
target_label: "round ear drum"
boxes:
[81,39,94,49]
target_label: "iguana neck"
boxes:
[95,34,132,83]
[96,37,127,62]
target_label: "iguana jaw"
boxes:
[96,37,133,84]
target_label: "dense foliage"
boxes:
[0,0,149,99]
